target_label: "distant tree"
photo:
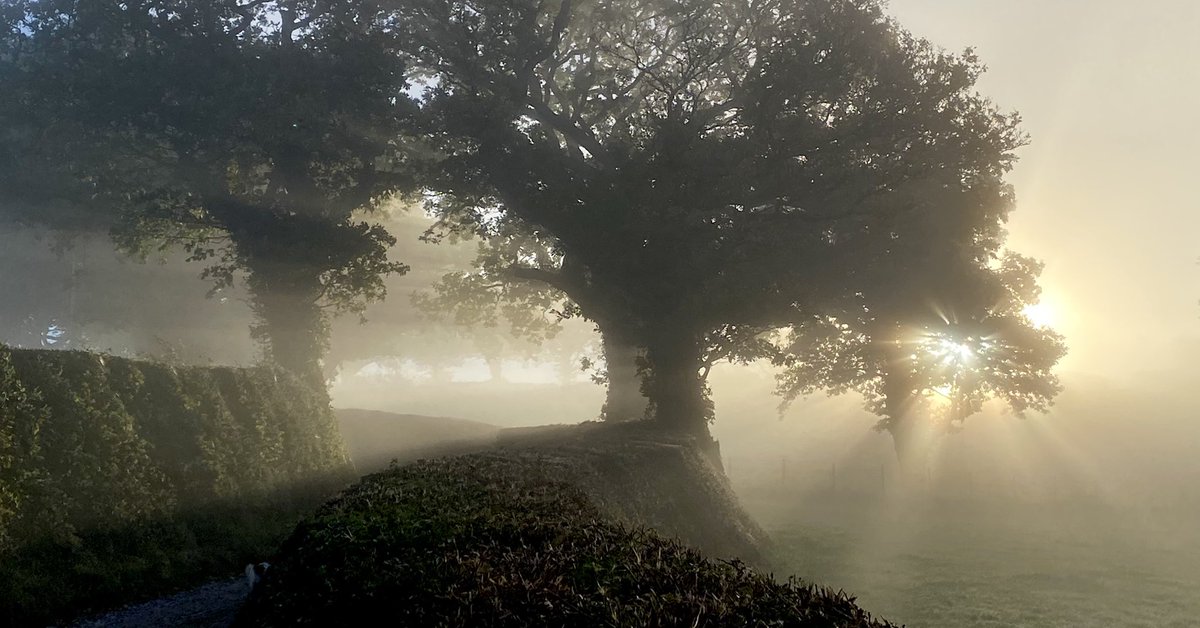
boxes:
[411,227,645,410]
[416,223,781,421]
[0,0,421,379]
[412,227,571,379]
[305,209,565,382]
[776,253,1066,460]
[389,0,1029,437]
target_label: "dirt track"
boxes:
[70,576,247,628]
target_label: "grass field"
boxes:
[743,494,1200,628]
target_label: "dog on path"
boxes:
[244,562,271,592]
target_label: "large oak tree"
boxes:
[417,230,777,422]
[390,0,1031,435]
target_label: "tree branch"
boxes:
[525,98,608,165]
[505,265,572,293]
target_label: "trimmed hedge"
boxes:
[238,452,897,627]
[0,345,353,625]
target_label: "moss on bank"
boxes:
[240,425,896,627]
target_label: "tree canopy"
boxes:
[776,252,1066,458]
[0,0,422,377]
[1,0,1065,440]
[391,0,1035,433]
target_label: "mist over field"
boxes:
[2,0,1198,626]
[7,210,1197,626]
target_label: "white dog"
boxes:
[245,562,271,592]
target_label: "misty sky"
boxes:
[884,0,1200,384]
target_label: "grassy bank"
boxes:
[239,423,897,627]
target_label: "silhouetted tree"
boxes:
[389,0,1029,436]
[413,226,571,376]
[777,253,1066,461]
[412,226,649,417]
[417,224,782,421]
[0,0,421,378]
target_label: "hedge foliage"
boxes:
[0,345,353,625]
[493,421,771,565]
[238,452,897,627]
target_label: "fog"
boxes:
[888,0,1200,379]
[0,225,258,363]
[3,1,1199,625]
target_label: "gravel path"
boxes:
[70,577,248,628]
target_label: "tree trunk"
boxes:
[429,363,453,384]
[600,331,648,422]
[209,201,330,383]
[486,355,505,382]
[886,415,917,463]
[644,328,709,435]
[881,367,919,465]
[244,255,328,383]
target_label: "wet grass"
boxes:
[748,495,1200,628]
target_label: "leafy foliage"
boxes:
[0,0,421,375]
[239,447,895,627]
[414,228,575,345]
[0,344,352,625]
[776,251,1067,454]
[394,0,1034,430]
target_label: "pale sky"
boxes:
[884,0,1200,383]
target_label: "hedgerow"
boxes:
[0,345,352,625]
[239,452,896,627]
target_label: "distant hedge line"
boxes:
[0,345,353,625]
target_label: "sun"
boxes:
[1022,301,1057,329]
[923,334,976,364]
